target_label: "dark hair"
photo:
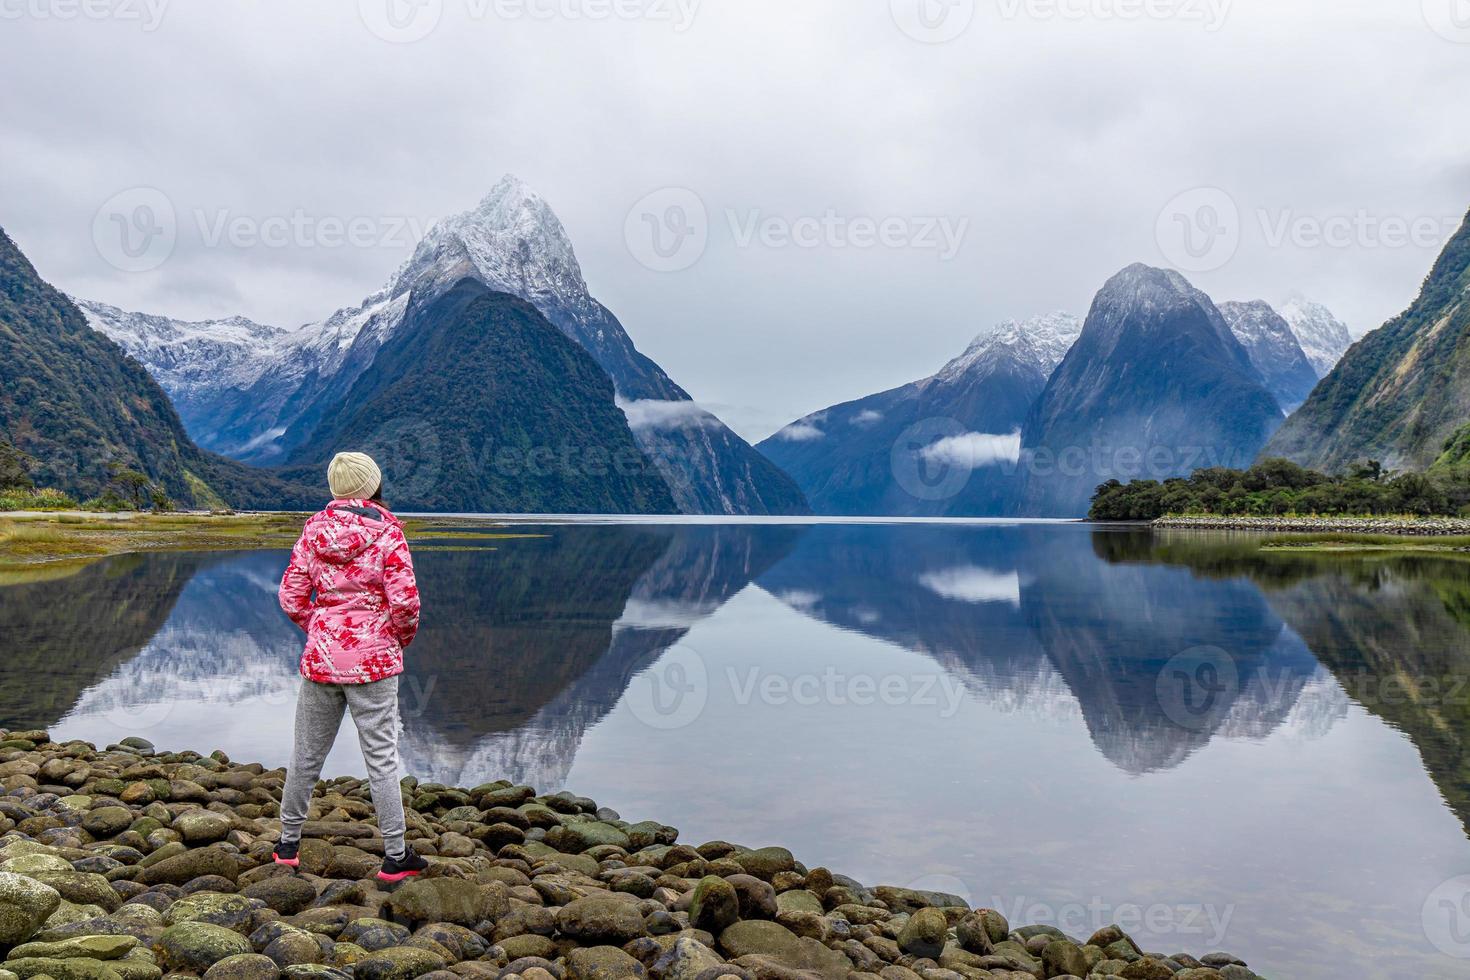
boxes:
[370,483,384,503]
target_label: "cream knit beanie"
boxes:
[327,452,382,500]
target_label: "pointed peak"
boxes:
[475,173,545,212]
[386,174,591,313]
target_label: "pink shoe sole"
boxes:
[376,869,422,883]
[273,855,300,867]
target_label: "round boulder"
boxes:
[896,908,948,959]
[156,921,255,972]
[555,896,646,944]
[687,877,739,933]
[0,872,62,944]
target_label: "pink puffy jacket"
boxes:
[278,499,421,684]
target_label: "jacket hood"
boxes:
[301,499,401,566]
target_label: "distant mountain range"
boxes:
[81,176,807,516]
[1017,264,1286,516]
[29,169,1454,519]
[756,313,1079,516]
[1265,208,1470,474]
[760,266,1352,517]
[1218,299,1320,412]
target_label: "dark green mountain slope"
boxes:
[0,228,313,508]
[1018,264,1283,517]
[1264,209,1470,472]
[286,278,677,514]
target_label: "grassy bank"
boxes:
[0,512,531,579]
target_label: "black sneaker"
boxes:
[377,843,429,883]
[272,840,300,868]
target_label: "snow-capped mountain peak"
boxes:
[936,312,1081,382]
[386,173,593,317]
[1278,296,1352,378]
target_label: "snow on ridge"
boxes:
[936,312,1081,382]
[1278,296,1352,377]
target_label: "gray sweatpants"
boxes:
[279,676,407,857]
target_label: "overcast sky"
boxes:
[3,0,1469,441]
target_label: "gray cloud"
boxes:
[1,0,1467,442]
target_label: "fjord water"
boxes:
[2,522,1469,979]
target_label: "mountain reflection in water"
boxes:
[4,521,1470,979]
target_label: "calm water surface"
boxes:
[2,521,1469,979]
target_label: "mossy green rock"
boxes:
[2,958,124,980]
[687,877,738,933]
[136,848,238,886]
[241,878,317,916]
[717,921,848,980]
[202,953,281,980]
[173,812,232,844]
[648,937,722,980]
[1,855,73,876]
[351,946,447,980]
[262,932,324,968]
[731,848,794,880]
[155,922,253,971]
[896,907,948,958]
[555,896,645,944]
[495,934,558,960]
[565,946,646,980]
[21,873,118,913]
[9,936,139,961]
[773,890,822,915]
[547,822,630,853]
[1041,939,1089,978]
[0,872,62,944]
[383,879,501,928]
[80,809,134,839]
[164,893,256,934]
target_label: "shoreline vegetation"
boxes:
[1151,515,1470,538]
[0,732,1266,980]
[1088,458,1470,524]
[0,514,532,580]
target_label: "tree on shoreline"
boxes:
[1090,457,1470,521]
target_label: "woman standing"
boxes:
[274,452,429,882]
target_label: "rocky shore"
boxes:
[0,732,1265,980]
[1152,515,1470,536]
